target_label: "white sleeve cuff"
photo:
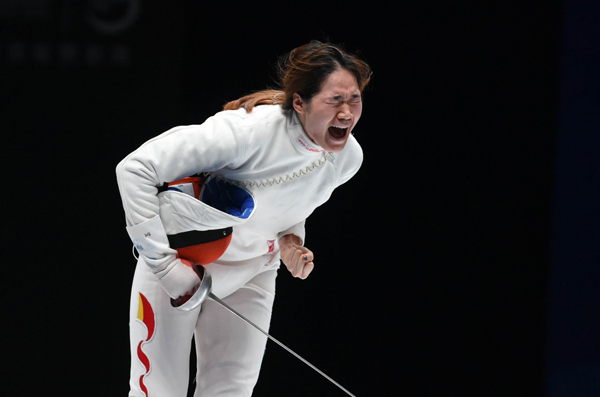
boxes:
[277,220,306,245]
[126,215,177,272]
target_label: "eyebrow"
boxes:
[331,94,361,100]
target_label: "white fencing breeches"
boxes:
[128,256,278,397]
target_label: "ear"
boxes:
[292,93,306,114]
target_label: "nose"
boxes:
[337,103,352,120]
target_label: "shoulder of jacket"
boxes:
[341,134,363,161]
[329,134,363,183]
[215,105,286,127]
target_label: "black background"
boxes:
[3,1,596,396]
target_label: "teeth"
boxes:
[331,126,348,129]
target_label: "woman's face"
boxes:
[293,68,363,153]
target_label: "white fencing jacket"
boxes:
[116,105,362,287]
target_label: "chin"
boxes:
[324,139,349,152]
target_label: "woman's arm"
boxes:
[116,114,246,298]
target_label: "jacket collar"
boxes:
[287,110,325,154]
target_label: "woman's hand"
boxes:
[279,234,314,279]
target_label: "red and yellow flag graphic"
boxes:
[136,292,156,396]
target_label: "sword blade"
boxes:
[208,292,356,397]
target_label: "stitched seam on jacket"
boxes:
[230,153,332,188]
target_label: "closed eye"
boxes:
[348,96,362,105]
[327,95,362,105]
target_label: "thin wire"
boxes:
[208,292,356,397]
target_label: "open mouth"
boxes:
[328,125,349,141]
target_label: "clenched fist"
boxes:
[279,234,314,279]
